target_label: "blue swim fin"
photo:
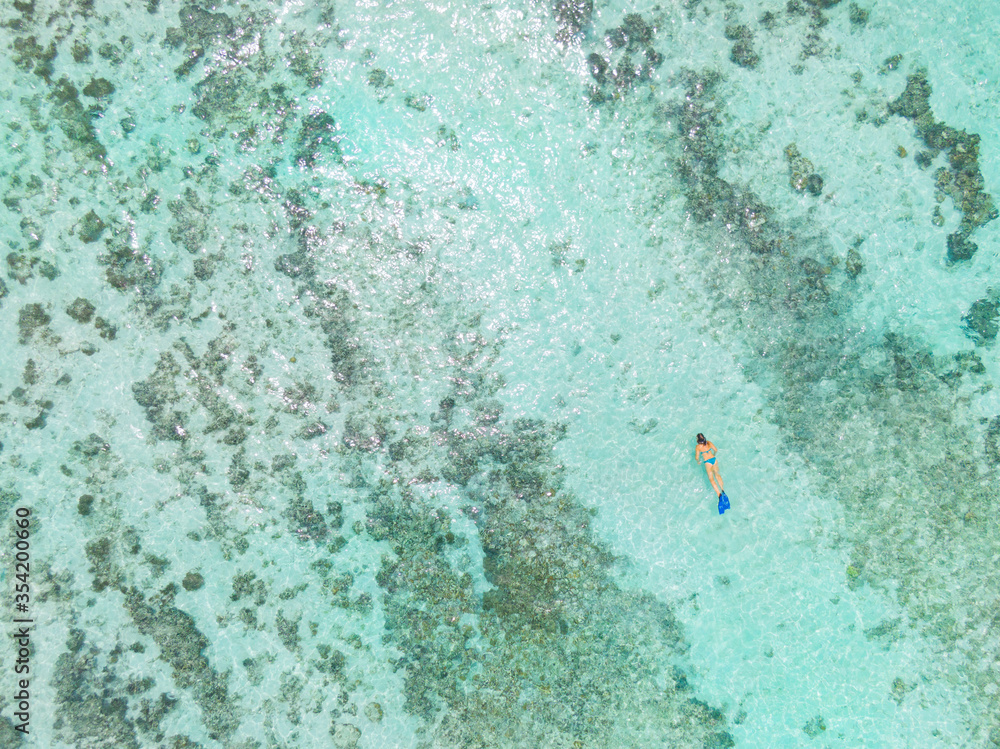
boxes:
[718,492,730,515]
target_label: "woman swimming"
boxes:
[695,433,725,498]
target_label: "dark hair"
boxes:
[696,433,706,444]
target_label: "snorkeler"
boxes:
[695,433,730,514]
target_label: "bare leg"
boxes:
[707,465,724,495]
[705,468,718,494]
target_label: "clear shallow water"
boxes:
[0,0,998,747]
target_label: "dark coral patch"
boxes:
[585,13,661,104]
[82,77,115,98]
[889,70,997,261]
[552,0,593,39]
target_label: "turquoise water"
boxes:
[1,0,999,746]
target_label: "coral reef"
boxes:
[336,323,729,746]
[666,66,1000,745]
[848,3,869,26]
[167,188,211,253]
[47,76,107,161]
[888,70,997,261]
[784,143,824,196]
[803,714,827,737]
[295,111,343,168]
[585,13,663,104]
[1,1,996,745]
[52,635,142,749]
[16,302,51,344]
[77,210,106,243]
[962,295,1000,343]
[66,297,96,323]
[552,0,593,41]
[124,585,240,741]
[725,24,759,69]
